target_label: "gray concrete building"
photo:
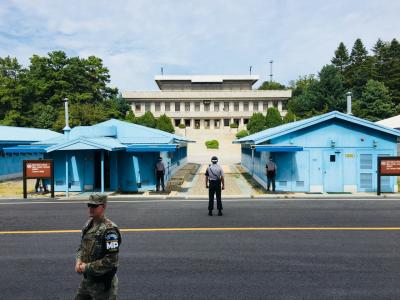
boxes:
[122,75,292,130]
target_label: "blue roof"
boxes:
[0,126,62,143]
[7,119,193,153]
[46,137,126,152]
[234,111,400,145]
[95,119,194,143]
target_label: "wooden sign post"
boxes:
[23,160,54,198]
[377,157,400,195]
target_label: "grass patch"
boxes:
[205,140,219,149]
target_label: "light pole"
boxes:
[269,60,273,82]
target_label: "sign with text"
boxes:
[23,160,54,198]
[25,161,52,178]
[377,156,400,195]
[380,159,400,175]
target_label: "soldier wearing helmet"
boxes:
[205,156,225,216]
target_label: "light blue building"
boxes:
[235,111,400,193]
[4,119,192,193]
[0,126,62,180]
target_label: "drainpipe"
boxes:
[63,97,71,139]
[101,150,104,193]
[65,153,69,198]
[251,145,255,176]
[346,92,352,115]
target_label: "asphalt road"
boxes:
[1,198,400,299]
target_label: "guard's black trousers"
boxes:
[156,171,165,191]
[208,180,223,211]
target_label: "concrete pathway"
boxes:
[186,164,253,197]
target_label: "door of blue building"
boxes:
[323,151,343,192]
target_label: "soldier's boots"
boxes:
[208,210,212,216]
[218,210,223,216]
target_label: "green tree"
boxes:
[258,81,286,90]
[283,109,296,123]
[331,42,350,73]
[0,56,27,126]
[31,103,58,129]
[353,80,395,121]
[236,129,249,139]
[265,107,283,128]
[136,111,156,128]
[346,39,374,99]
[156,114,175,133]
[125,109,136,123]
[247,112,266,134]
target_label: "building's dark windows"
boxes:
[330,155,335,162]
[243,102,249,111]
[185,102,190,111]
[175,102,180,111]
[195,102,200,111]
[223,102,229,112]
[253,101,259,111]
[135,102,141,111]
[145,102,150,111]
[224,119,230,126]
[214,102,219,112]
[165,102,170,111]
[155,102,161,111]
[174,119,181,126]
[234,102,239,111]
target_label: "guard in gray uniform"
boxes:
[205,156,225,216]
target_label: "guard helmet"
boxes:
[211,156,218,163]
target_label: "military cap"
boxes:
[211,156,218,162]
[88,193,107,205]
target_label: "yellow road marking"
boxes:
[1,227,400,235]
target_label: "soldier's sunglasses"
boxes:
[87,203,100,208]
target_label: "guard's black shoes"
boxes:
[218,211,223,216]
[208,211,213,216]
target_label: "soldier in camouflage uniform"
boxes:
[75,194,121,300]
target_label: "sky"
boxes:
[0,0,399,91]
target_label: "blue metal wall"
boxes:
[46,146,188,192]
[241,119,398,192]
[0,146,42,180]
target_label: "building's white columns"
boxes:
[160,102,165,112]
[249,101,253,112]
[239,101,244,112]
[190,101,195,112]
[200,101,204,112]
[278,101,282,112]
[268,101,273,108]
[150,102,155,112]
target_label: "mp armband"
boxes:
[104,230,120,253]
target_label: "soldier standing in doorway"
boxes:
[266,156,277,192]
[155,157,166,192]
[75,194,121,300]
[205,156,225,216]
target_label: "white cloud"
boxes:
[0,0,399,90]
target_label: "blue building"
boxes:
[234,111,400,193]
[0,126,62,180]
[4,119,192,193]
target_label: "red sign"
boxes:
[380,160,400,175]
[25,161,52,178]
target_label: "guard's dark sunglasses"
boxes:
[87,203,100,208]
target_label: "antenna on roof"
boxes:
[161,67,164,75]
[249,66,252,76]
[269,60,273,82]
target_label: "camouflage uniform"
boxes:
[75,195,121,300]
